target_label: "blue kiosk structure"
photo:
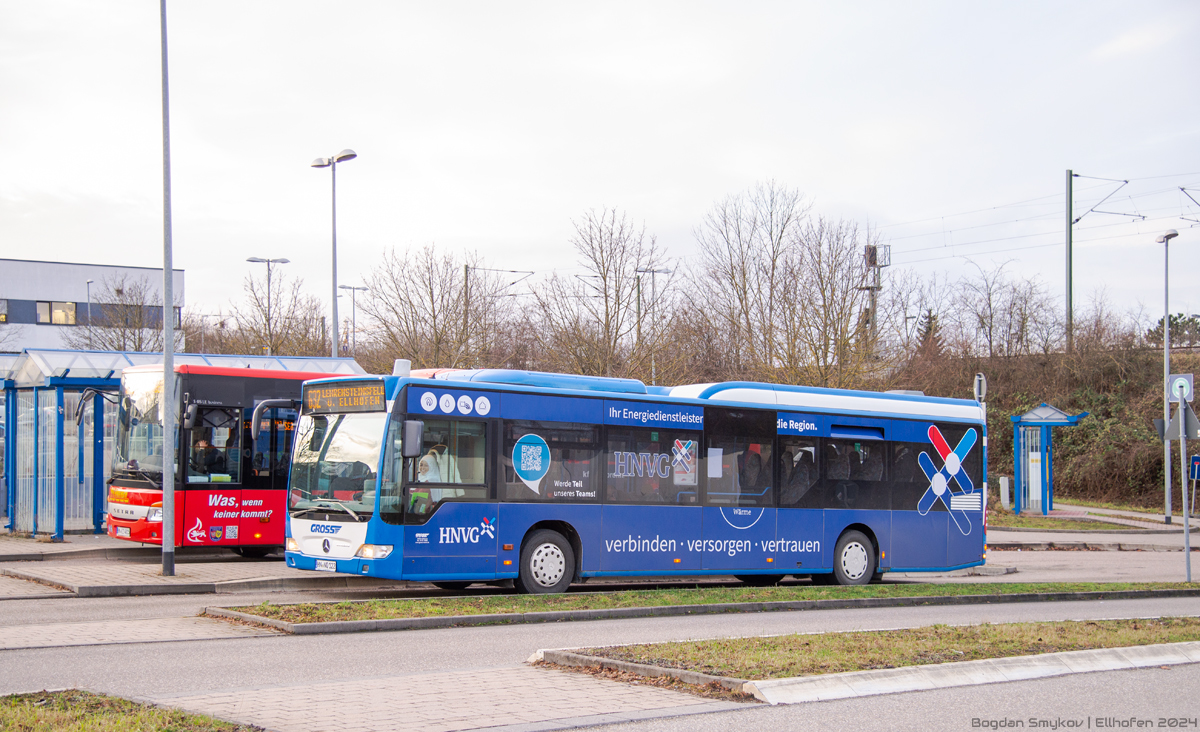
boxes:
[1011,403,1088,516]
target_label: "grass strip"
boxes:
[1056,499,1163,516]
[986,513,1130,531]
[574,617,1200,680]
[228,582,1195,624]
[0,689,263,731]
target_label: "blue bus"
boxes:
[284,368,987,592]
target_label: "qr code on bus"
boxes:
[520,444,543,472]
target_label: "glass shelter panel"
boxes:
[14,392,35,532]
[37,390,56,533]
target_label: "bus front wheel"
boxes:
[517,530,575,594]
[832,530,876,586]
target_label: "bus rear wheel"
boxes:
[734,574,785,586]
[517,530,574,594]
[832,530,876,586]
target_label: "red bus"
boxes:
[107,364,352,557]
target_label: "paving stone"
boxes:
[159,665,732,732]
[0,573,72,598]
[0,616,278,650]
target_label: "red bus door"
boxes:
[239,407,297,546]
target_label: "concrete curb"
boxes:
[535,648,748,692]
[0,547,242,563]
[989,526,1181,535]
[206,587,1200,635]
[743,640,1200,704]
[0,567,406,598]
[987,541,1197,551]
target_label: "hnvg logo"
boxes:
[440,517,497,544]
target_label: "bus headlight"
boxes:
[146,507,163,523]
[285,537,300,553]
[355,544,393,560]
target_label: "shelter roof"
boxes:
[8,349,365,388]
[1010,403,1088,425]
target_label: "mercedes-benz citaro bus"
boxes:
[285,365,987,592]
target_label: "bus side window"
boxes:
[606,428,700,504]
[891,441,941,512]
[779,438,818,507]
[187,407,241,485]
[401,419,488,521]
[501,420,600,503]
[379,418,405,523]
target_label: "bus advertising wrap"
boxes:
[604,401,704,430]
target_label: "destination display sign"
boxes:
[302,380,387,415]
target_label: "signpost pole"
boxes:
[1173,382,1192,582]
[159,0,176,576]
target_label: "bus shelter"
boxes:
[2,349,366,540]
[1011,403,1087,516]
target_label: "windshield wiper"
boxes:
[113,469,162,490]
[292,501,364,522]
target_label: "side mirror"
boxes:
[183,403,198,430]
[402,420,424,458]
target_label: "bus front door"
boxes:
[241,407,295,546]
[402,495,498,579]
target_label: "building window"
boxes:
[0,299,7,323]
[36,301,76,325]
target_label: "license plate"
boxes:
[115,526,131,538]
[315,559,337,572]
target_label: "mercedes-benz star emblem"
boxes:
[322,538,331,554]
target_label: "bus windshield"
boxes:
[288,412,386,521]
[114,370,166,478]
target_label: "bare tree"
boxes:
[692,182,811,380]
[61,275,179,352]
[220,269,328,357]
[534,208,670,379]
[784,216,877,387]
[949,262,1057,359]
[361,244,513,370]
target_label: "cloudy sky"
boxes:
[2,1,1199,326]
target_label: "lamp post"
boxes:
[338,284,368,356]
[635,267,672,385]
[246,257,290,356]
[1159,229,1180,524]
[311,149,357,359]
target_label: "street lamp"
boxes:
[339,284,369,356]
[1159,229,1180,524]
[635,267,673,386]
[246,257,290,356]
[311,149,357,359]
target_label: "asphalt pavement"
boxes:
[0,527,1198,731]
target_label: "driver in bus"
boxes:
[191,439,226,475]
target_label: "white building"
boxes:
[0,259,185,352]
